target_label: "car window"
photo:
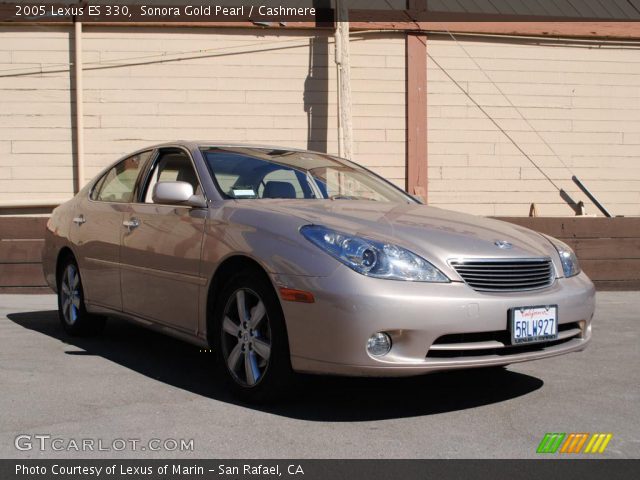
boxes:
[313,167,391,202]
[204,151,313,199]
[256,169,305,199]
[143,150,202,203]
[91,151,149,203]
[201,148,413,203]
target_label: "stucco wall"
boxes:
[427,35,640,217]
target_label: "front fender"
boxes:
[42,203,77,292]
[201,203,340,279]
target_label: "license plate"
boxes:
[510,305,558,344]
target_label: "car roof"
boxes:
[148,142,345,161]
[153,141,317,154]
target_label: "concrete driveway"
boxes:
[1,292,638,459]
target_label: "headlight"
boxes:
[551,239,581,278]
[300,225,449,282]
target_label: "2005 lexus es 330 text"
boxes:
[43,142,595,401]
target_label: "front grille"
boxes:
[450,258,555,292]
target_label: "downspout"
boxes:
[74,19,85,192]
[335,0,353,160]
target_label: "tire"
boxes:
[57,255,105,336]
[212,270,293,402]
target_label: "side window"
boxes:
[143,150,202,203]
[91,151,150,203]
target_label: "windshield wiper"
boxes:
[329,195,377,201]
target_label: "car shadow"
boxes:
[7,310,544,422]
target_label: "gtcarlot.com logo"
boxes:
[15,435,194,453]
[537,433,613,454]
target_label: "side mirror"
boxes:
[152,181,207,208]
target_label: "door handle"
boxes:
[123,218,140,232]
[73,215,86,226]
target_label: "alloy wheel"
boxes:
[60,264,81,326]
[220,288,272,387]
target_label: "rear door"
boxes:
[70,151,150,310]
[120,147,207,334]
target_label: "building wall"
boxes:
[0,26,406,206]
[0,26,76,205]
[2,27,639,217]
[427,35,640,217]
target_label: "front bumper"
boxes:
[273,267,595,376]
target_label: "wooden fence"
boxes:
[498,217,640,291]
[0,216,639,292]
[0,217,48,293]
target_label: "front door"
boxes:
[120,148,207,334]
[70,151,149,310]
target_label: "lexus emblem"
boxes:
[494,240,513,249]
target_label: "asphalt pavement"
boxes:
[1,292,638,459]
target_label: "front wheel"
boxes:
[57,256,105,336]
[212,271,293,402]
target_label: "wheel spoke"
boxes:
[226,342,243,372]
[61,282,70,295]
[252,338,271,361]
[222,316,240,337]
[244,350,259,386]
[71,270,79,289]
[63,297,71,316]
[236,290,247,323]
[72,296,81,308]
[248,301,266,329]
[222,287,271,387]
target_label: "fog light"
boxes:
[367,332,391,356]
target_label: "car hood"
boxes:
[237,200,558,275]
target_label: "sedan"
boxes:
[43,142,595,401]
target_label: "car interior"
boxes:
[143,151,203,203]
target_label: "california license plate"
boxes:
[510,305,558,344]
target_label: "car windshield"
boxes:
[200,147,414,203]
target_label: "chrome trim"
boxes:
[122,218,140,231]
[449,257,555,292]
[424,337,588,365]
[429,327,582,351]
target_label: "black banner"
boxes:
[1,1,639,24]
[2,459,640,480]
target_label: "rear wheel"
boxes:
[57,256,105,336]
[212,270,292,402]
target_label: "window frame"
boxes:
[136,146,208,206]
[89,150,153,204]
